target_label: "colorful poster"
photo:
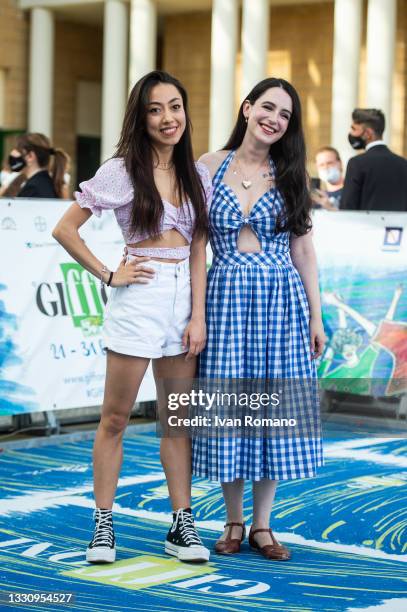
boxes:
[0,199,156,415]
[313,210,407,397]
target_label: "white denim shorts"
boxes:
[103,257,191,358]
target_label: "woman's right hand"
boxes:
[110,256,155,287]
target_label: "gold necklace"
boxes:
[233,156,269,189]
[155,161,174,171]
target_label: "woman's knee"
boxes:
[100,409,129,436]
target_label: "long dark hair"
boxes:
[224,78,312,236]
[17,133,69,198]
[115,71,208,238]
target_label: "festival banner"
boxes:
[313,209,407,398]
[1,201,406,416]
[0,199,156,415]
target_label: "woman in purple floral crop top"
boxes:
[53,71,211,564]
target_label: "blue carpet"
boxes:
[0,423,406,611]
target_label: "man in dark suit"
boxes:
[340,108,407,211]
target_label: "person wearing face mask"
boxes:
[341,108,407,211]
[9,133,70,199]
[313,146,344,210]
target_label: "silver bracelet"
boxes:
[100,265,108,289]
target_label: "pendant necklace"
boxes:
[233,156,273,189]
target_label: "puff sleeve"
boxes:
[195,161,213,210]
[74,157,133,217]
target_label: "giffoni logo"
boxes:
[36,263,108,335]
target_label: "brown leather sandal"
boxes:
[249,527,291,560]
[215,522,246,555]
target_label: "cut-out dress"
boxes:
[192,150,323,482]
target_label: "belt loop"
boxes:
[152,261,161,280]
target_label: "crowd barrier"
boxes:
[0,199,406,416]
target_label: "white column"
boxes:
[330,0,363,164]
[129,0,157,90]
[28,8,54,137]
[101,0,128,162]
[0,69,5,127]
[209,0,238,152]
[240,0,269,99]
[366,0,397,144]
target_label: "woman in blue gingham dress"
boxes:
[192,78,325,560]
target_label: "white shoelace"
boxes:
[173,509,202,545]
[91,509,114,547]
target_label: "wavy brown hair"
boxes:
[224,78,312,236]
[114,71,208,238]
[16,133,69,198]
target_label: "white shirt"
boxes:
[365,140,386,151]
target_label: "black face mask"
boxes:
[348,133,366,150]
[8,154,26,172]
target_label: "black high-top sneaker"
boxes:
[165,507,210,562]
[86,508,116,563]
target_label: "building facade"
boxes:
[1,0,406,185]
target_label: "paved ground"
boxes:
[0,421,406,611]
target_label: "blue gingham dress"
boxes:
[192,150,323,482]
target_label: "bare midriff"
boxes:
[237,225,262,253]
[127,228,189,262]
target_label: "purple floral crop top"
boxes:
[74,158,212,259]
